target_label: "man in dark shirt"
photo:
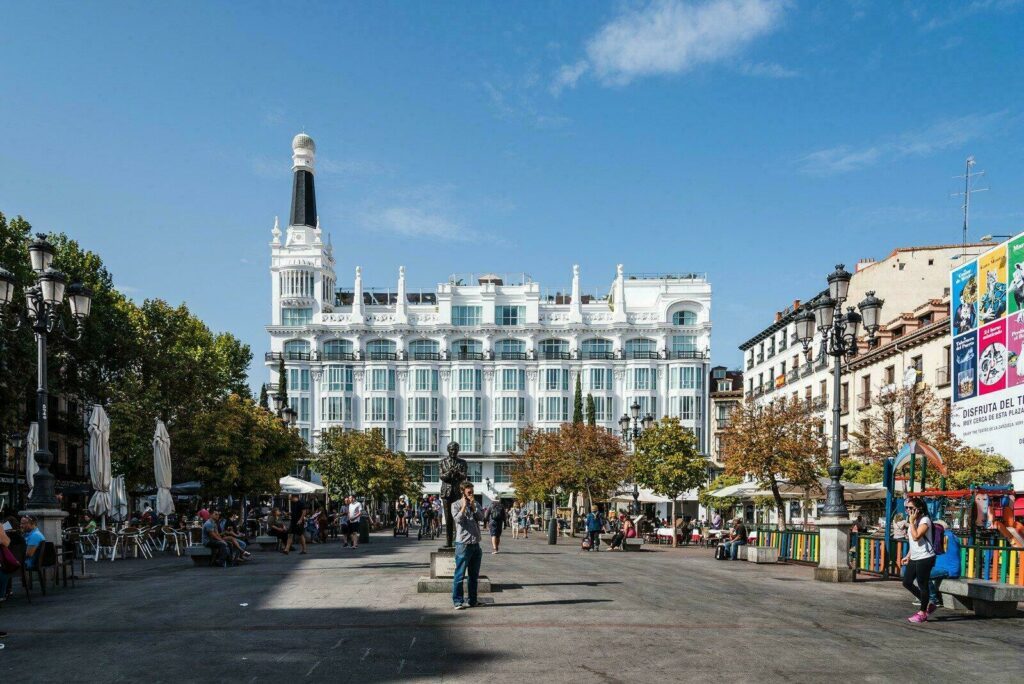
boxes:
[282,495,307,555]
[724,518,748,560]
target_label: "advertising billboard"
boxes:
[949,232,1024,490]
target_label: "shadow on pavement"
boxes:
[490,598,614,607]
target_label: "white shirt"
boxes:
[348,501,362,523]
[906,516,935,560]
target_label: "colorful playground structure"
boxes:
[855,441,1023,586]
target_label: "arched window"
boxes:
[322,339,353,360]
[580,338,613,359]
[366,339,397,360]
[673,310,698,326]
[494,339,526,359]
[283,340,311,360]
[538,338,569,359]
[452,338,483,359]
[625,337,657,358]
[408,339,440,360]
[672,335,698,355]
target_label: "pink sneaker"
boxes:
[908,611,928,624]
[926,602,938,616]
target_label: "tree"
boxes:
[511,423,630,530]
[573,374,584,424]
[277,357,287,398]
[314,429,421,507]
[942,448,1012,489]
[0,212,36,438]
[721,396,827,528]
[177,393,306,497]
[840,458,883,485]
[633,417,706,546]
[585,393,596,426]
[698,473,743,517]
[258,383,269,410]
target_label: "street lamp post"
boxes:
[7,432,24,510]
[795,265,883,583]
[1,235,92,519]
[619,402,654,516]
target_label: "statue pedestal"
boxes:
[417,546,492,594]
[814,515,855,583]
[431,547,456,578]
[20,508,68,548]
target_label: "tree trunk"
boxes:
[671,498,678,547]
[770,478,786,531]
[569,492,577,537]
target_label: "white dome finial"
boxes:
[292,133,316,153]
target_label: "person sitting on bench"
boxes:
[722,518,748,560]
[203,510,239,567]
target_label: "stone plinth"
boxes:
[746,546,780,564]
[814,515,855,583]
[417,576,492,593]
[20,508,68,547]
[430,547,456,578]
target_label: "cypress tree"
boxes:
[586,393,596,426]
[259,383,269,409]
[573,373,584,424]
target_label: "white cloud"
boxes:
[796,111,1013,175]
[483,79,570,128]
[738,61,799,78]
[360,185,489,243]
[555,0,789,90]
[918,0,1022,33]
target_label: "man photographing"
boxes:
[451,481,485,610]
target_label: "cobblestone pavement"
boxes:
[1,531,1021,682]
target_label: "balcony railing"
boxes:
[455,351,485,361]
[368,352,398,361]
[754,386,765,397]
[669,350,707,359]
[787,368,800,381]
[814,356,829,370]
[537,351,569,360]
[265,351,312,362]
[583,351,615,360]
[627,351,658,360]
[412,352,442,361]
[857,392,872,409]
[800,365,813,377]
[322,351,356,361]
[498,352,527,360]
[936,366,951,387]
[746,359,754,370]
[840,398,850,415]
[756,353,764,363]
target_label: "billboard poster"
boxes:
[978,319,1007,395]
[953,331,977,401]
[1008,234,1024,315]
[1008,312,1024,389]
[978,245,1007,325]
[951,261,978,335]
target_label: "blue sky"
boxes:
[2,1,1023,388]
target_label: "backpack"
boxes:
[930,523,945,555]
[581,536,592,550]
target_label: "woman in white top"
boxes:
[900,496,936,623]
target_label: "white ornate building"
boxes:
[267,134,713,504]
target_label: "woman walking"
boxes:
[900,497,937,623]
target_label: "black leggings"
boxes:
[903,556,936,613]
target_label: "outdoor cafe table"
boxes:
[655,527,680,543]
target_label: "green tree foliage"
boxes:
[258,383,269,410]
[314,428,422,506]
[840,458,884,485]
[943,448,1013,489]
[0,213,37,437]
[278,357,287,397]
[633,417,706,545]
[573,374,584,424]
[177,394,306,497]
[585,393,596,426]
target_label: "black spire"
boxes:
[289,133,317,228]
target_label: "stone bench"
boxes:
[746,546,780,564]
[253,535,281,551]
[623,538,644,552]
[599,534,615,545]
[939,578,1024,618]
[185,546,213,566]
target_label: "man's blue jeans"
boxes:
[929,568,951,604]
[452,542,483,606]
[726,539,747,559]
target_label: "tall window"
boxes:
[627,368,656,391]
[284,340,311,359]
[452,306,482,326]
[363,397,395,422]
[321,396,352,422]
[494,397,526,421]
[467,461,484,482]
[367,369,395,391]
[538,397,569,422]
[322,365,353,392]
[498,368,526,391]
[407,397,439,422]
[454,368,482,391]
[672,310,698,326]
[494,428,519,453]
[494,339,526,357]
[587,368,612,390]
[625,338,657,356]
[539,338,569,357]
[422,463,439,483]
[450,396,482,421]
[672,335,698,353]
[281,308,312,326]
[669,366,703,390]
[407,428,438,453]
[322,339,353,359]
[453,338,483,357]
[494,462,514,483]
[411,368,439,392]
[366,339,396,359]
[288,368,310,391]
[581,338,613,358]
[293,396,310,422]
[591,396,612,421]
[408,339,440,358]
[451,427,481,452]
[495,305,526,326]
[544,368,569,391]
[628,396,656,417]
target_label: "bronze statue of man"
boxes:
[438,441,468,548]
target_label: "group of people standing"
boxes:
[265,494,365,555]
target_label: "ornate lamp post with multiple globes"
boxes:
[0,235,92,533]
[619,401,654,516]
[794,264,883,582]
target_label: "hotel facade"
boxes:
[267,134,712,504]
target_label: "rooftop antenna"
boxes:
[951,156,988,257]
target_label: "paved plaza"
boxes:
[1,532,1022,682]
